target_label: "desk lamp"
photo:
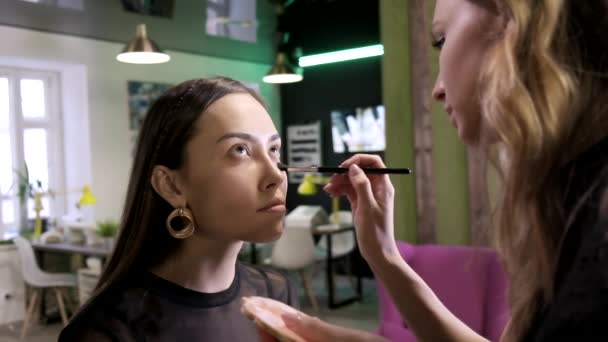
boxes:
[297,174,340,225]
[33,185,97,239]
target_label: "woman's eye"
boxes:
[232,144,250,156]
[270,146,281,155]
[431,36,445,50]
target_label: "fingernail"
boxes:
[339,159,351,167]
[282,313,301,327]
[349,164,361,176]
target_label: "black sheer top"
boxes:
[58,262,298,342]
[524,136,608,341]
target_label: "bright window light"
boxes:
[299,44,384,67]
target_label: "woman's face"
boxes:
[177,93,287,243]
[431,0,501,145]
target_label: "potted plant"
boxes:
[96,220,118,250]
[14,164,49,238]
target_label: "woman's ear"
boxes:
[151,165,186,208]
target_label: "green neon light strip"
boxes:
[298,44,384,67]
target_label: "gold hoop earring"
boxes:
[166,208,195,239]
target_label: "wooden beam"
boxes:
[408,0,437,243]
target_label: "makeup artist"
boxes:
[59,77,297,341]
[250,0,608,341]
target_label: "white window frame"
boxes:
[0,67,65,236]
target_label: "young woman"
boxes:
[59,77,297,341]
[252,0,608,341]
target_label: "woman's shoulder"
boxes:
[59,315,133,342]
[59,301,126,341]
[58,285,145,342]
[238,262,299,308]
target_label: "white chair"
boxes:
[13,236,77,340]
[315,211,358,295]
[270,225,320,311]
[316,211,356,258]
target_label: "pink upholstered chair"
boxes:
[376,241,510,341]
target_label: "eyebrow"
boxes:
[216,132,281,144]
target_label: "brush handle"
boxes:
[277,163,412,175]
[316,166,411,174]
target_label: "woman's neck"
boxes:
[150,236,244,293]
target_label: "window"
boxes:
[18,0,85,11]
[206,0,257,43]
[0,68,64,237]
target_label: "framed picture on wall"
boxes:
[206,0,257,43]
[127,80,172,156]
[286,121,322,184]
[127,81,172,131]
[330,105,386,153]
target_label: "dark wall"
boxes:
[278,0,381,278]
[0,0,276,64]
[281,0,380,56]
[281,56,383,214]
[279,0,381,213]
[280,57,383,279]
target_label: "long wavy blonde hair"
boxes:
[477,0,608,340]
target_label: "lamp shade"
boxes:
[297,174,318,195]
[116,24,170,64]
[296,174,341,224]
[263,52,303,84]
[78,185,97,206]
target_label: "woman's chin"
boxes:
[246,225,284,243]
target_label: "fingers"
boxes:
[340,154,387,169]
[323,174,349,193]
[346,165,377,209]
[323,179,358,212]
[334,154,392,191]
[324,154,392,210]
[282,312,336,341]
[323,178,353,197]
[346,192,358,213]
[240,297,255,320]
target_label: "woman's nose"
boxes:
[260,157,285,191]
[432,78,446,102]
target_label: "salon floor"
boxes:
[0,276,379,341]
[298,274,379,332]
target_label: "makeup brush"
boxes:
[277,162,411,175]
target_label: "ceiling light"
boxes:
[263,52,303,84]
[299,44,383,67]
[116,24,170,64]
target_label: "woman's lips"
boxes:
[258,199,286,213]
[259,205,286,213]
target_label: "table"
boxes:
[312,225,362,309]
[31,242,111,260]
[31,242,111,323]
